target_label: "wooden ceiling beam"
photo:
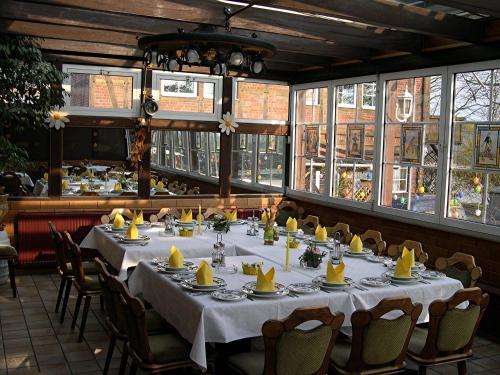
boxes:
[428,0,500,18]
[264,0,486,43]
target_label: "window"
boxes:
[189,132,208,175]
[257,135,285,188]
[362,82,376,109]
[380,74,442,216]
[234,80,289,122]
[447,68,500,229]
[152,71,221,121]
[337,84,356,108]
[232,134,255,184]
[333,81,376,203]
[62,64,141,116]
[293,86,329,194]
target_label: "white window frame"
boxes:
[152,71,222,121]
[361,82,376,110]
[161,79,198,98]
[392,166,408,193]
[232,78,289,125]
[62,64,142,117]
[337,84,357,108]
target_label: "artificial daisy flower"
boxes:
[218,112,239,135]
[45,110,69,130]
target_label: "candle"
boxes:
[285,232,291,271]
[197,204,202,235]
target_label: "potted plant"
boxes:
[299,244,327,269]
[207,214,230,233]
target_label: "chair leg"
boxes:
[78,295,92,342]
[119,340,129,375]
[8,259,16,298]
[60,280,72,324]
[72,292,83,329]
[55,277,66,312]
[419,365,427,375]
[103,334,117,375]
[457,360,467,375]
[129,361,137,375]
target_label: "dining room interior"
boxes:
[1,1,500,374]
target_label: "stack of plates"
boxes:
[344,249,373,257]
[170,272,196,283]
[155,261,196,273]
[211,290,248,302]
[242,282,289,298]
[366,255,391,263]
[359,277,391,288]
[288,283,320,294]
[382,270,422,284]
[180,277,226,292]
[125,221,151,228]
[116,234,150,244]
[384,260,426,272]
[312,275,354,290]
[419,270,446,280]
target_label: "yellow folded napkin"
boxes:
[168,245,184,268]
[132,210,144,225]
[394,252,413,278]
[326,261,345,284]
[350,234,363,253]
[196,260,213,286]
[402,246,415,267]
[156,181,164,190]
[181,209,193,223]
[132,172,138,181]
[88,170,94,178]
[61,180,69,190]
[114,183,122,191]
[315,225,328,241]
[261,211,268,224]
[63,170,69,177]
[225,209,238,222]
[80,183,88,192]
[113,213,125,229]
[126,223,139,239]
[256,267,275,292]
[286,217,297,232]
[43,172,48,180]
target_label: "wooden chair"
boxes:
[227,306,345,375]
[120,191,137,196]
[298,215,319,235]
[325,223,353,244]
[407,288,489,375]
[435,252,482,288]
[149,208,180,223]
[81,191,99,196]
[187,186,200,195]
[359,229,387,255]
[275,200,304,227]
[0,172,28,196]
[101,209,134,224]
[387,240,429,264]
[95,259,171,375]
[62,231,102,342]
[167,180,179,191]
[0,244,17,298]
[203,208,226,219]
[330,297,423,374]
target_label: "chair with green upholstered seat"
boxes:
[0,244,17,298]
[330,297,422,374]
[407,288,489,375]
[227,306,345,375]
[62,231,102,342]
[435,252,482,288]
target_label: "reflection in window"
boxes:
[232,134,254,183]
[362,82,376,109]
[257,135,284,188]
[337,84,356,108]
[161,79,198,97]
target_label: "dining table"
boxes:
[80,221,464,370]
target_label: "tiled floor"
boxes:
[0,273,499,375]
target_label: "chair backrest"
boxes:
[419,288,489,359]
[275,201,304,226]
[387,240,428,264]
[149,208,180,223]
[359,229,386,255]
[112,276,154,363]
[299,215,319,234]
[435,252,482,288]
[262,306,345,375]
[61,231,85,284]
[101,208,134,224]
[346,297,422,373]
[203,208,226,219]
[48,221,70,273]
[326,223,353,244]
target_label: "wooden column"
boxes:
[138,68,152,199]
[48,128,62,196]
[219,77,233,198]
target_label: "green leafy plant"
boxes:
[0,35,67,172]
[207,214,230,233]
[299,244,327,268]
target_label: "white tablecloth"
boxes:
[0,230,11,285]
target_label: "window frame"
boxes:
[62,64,142,117]
[361,82,376,110]
[337,83,357,109]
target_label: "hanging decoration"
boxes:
[45,110,69,130]
[130,122,148,168]
[219,112,239,135]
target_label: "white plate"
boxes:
[156,261,195,273]
[382,271,422,284]
[288,283,320,294]
[366,255,391,263]
[184,276,226,290]
[152,257,168,264]
[175,219,197,225]
[169,272,195,282]
[419,270,446,279]
[242,281,288,296]
[344,249,373,257]
[211,290,248,302]
[359,277,391,288]
[180,280,225,293]
[110,227,128,232]
[229,219,246,225]
[116,234,150,243]
[125,221,151,228]
[384,260,426,271]
[313,275,354,288]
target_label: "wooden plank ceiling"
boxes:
[1,0,500,83]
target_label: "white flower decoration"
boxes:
[45,110,69,130]
[218,112,239,135]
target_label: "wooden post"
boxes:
[219,77,233,198]
[138,68,152,199]
[48,128,62,196]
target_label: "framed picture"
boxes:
[475,126,499,168]
[402,126,422,163]
[239,134,247,150]
[305,126,319,157]
[347,125,364,159]
[267,135,277,152]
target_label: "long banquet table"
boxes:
[81,223,463,370]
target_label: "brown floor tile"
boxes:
[69,360,100,373]
[6,355,37,369]
[64,351,95,363]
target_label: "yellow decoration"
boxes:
[359,191,366,199]
[287,237,300,249]
[43,172,49,181]
[472,176,480,185]
[341,171,347,179]
[113,213,125,229]
[179,228,194,237]
[168,246,184,268]
[114,183,122,192]
[326,261,345,284]
[88,170,94,178]
[315,225,328,241]
[256,267,275,291]
[132,210,144,225]
[150,178,156,188]
[126,223,139,239]
[132,172,138,181]
[242,262,263,275]
[225,209,238,222]
[196,260,213,286]
[63,170,69,177]
[418,186,425,194]
[261,211,268,224]
[286,217,298,232]
[62,180,69,190]
[156,180,164,190]
[394,252,413,278]
[180,209,193,223]
[402,246,415,267]
[350,235,363,253]
[80,183,88,192]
